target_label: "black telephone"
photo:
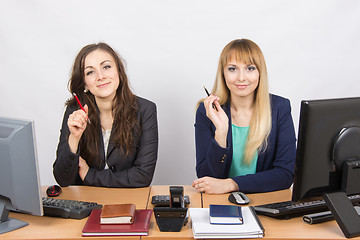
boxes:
[151,195,190,207]
[153,186,189,232]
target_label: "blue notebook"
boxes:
[209,204,243,224]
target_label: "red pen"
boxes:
[73,93,90,124]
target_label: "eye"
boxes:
[103,65,111,70]
[85,70,94,76]
[247,65,257,71]
[227,67,237,72]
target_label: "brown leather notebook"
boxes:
[100,204,136,224]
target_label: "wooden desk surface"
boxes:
[1,186,150,240]
[3,185,359,240]
[203,188,360,240]
[143,185,201,240]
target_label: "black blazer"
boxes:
[53,96,158,188]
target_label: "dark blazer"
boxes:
[53,96,158,188]
[195,94,296,193]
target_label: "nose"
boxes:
[238,69,246,82]
[96,70,105,81]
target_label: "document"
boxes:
[190,207,264,239]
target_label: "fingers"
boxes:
[78,156,89,181]
[68,110,88,130]
[193,178,205,193]
[83,104,89,114]
[204,95,219,113]
[213,100,221,110]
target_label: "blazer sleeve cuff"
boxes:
[83,168,95,185]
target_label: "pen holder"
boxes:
[154,207,188,232]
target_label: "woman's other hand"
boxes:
[78,156,89,181]
[192,176,238,194]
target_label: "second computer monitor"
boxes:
[292,97,360,202]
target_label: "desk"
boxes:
[2,186,359,240]
[2,186,150,240]
[144,185,201,240]
[203,188,359,240]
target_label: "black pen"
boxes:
[203,86,218,111]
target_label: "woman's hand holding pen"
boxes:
[67,105,89,153]
[204,95,228,148]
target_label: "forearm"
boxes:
[53,143,80,187]
[84,162,156,187]
[68,133,80,154]
[232,168,293,193]
[214,128,228,148]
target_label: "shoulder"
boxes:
[196,102,206,114]
[270,94,291,111]
[64,102,78,116]
[136,96,156,108]
[136,96,157,115]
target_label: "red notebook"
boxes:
[82,209,153,236]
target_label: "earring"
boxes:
[84,89,89,93]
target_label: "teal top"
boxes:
[228,125,258,178]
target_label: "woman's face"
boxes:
[83,49,120,101]
[223,56,259,100]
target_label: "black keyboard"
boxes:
[253,194,360,219]
[42,197,102,219]
[151,195,190,207]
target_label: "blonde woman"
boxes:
[192,39,296,194]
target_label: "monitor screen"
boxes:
[0,117,43,234]
[292,97,360,202]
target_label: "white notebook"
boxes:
[189,207,264,239]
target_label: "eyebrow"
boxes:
[84,60,113,70]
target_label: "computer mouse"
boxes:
[228,192,250,205]
[46,185,62,197]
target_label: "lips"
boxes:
[97,82,111,88]
[235,84,249,89]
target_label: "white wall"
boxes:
[1,0,360,186]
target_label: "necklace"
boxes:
[231,114,241,126]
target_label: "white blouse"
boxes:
[102,128,111,169]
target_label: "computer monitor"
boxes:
[0,117,43,234]
[292,97,360,202]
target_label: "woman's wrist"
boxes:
[68,134,80,154]
[215,128,228,148]
[226,178,239,192]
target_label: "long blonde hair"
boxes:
[212,39,272,165]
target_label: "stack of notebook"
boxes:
[82,204,152,236]
[189,205,264,239]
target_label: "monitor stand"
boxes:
[324,192,360,238]
[0,201,28,235]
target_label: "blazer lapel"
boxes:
[106,128,116,159]
[224,101,233,148]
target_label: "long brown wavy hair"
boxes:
[66,43,140,168]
